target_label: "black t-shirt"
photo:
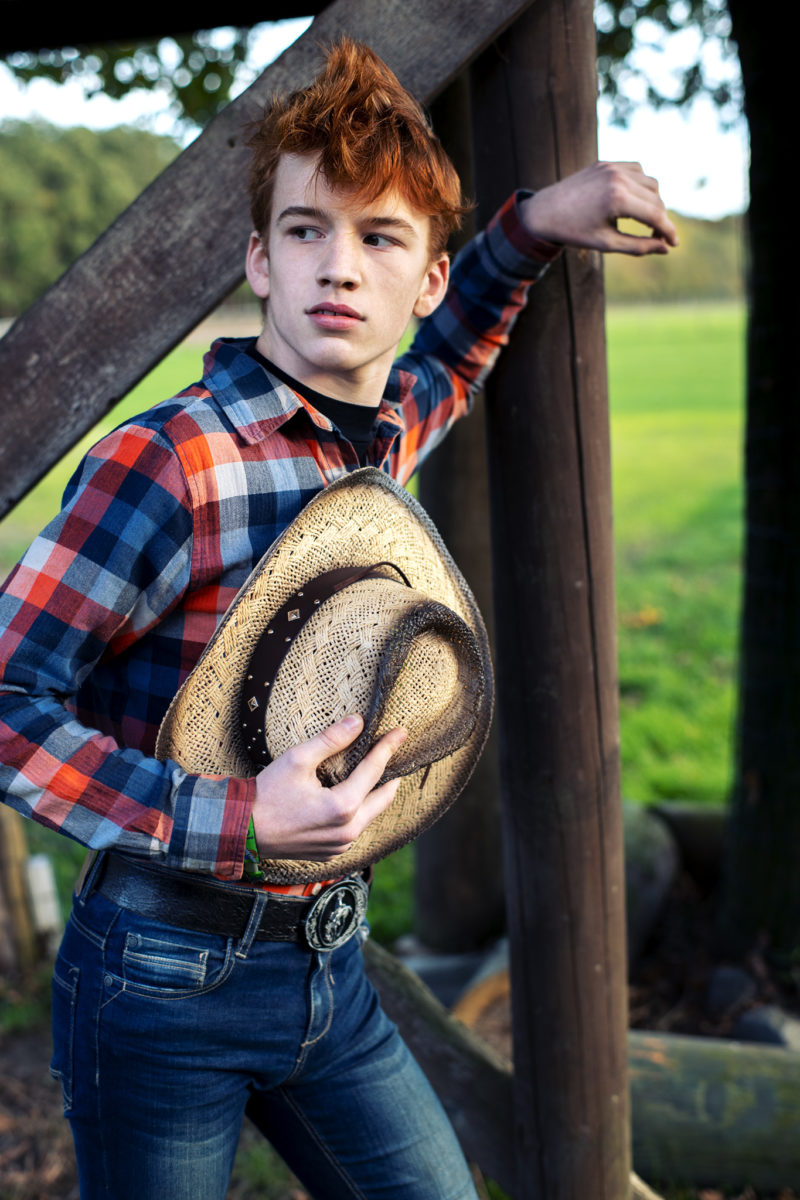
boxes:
[247,345,379,466]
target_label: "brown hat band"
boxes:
[239,562,411,769]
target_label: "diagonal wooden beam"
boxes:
[364,940,516,1193]
[0,0,534,519]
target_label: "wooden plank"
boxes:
[0,4,329,55]
[0,805,37,970]
[470,4,629,1199]
[0,0,535,520]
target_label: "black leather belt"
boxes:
[97,854,369,951]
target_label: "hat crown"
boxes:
[258,574,484,785]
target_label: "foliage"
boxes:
[4,28,252,128]
[0,120,178,316]
[605,211,743,302]
[0,117,743,323]
[0,963,52,1033]
[596,0,742,127]
[2,5,743,132]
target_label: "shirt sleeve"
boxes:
[0,422,254,878]
[390,191,562,478]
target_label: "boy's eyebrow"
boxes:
[276,205,419,238]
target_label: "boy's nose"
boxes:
[317,236,361,289]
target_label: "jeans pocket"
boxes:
[50,958,80,1113]
[122,932,209,989]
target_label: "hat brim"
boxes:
[156,467,493,883]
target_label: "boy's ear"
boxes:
[245,232,270,301]
[412,254,450,320]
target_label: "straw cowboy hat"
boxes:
[156,467,493,883]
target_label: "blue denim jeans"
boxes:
[50,868,478,1200]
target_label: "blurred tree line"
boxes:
[0,121,178,316]
[0,119,742,321]
[604,211,742,303]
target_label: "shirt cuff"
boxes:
[485,190,564,275]
[165,767,256,879]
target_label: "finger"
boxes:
[606,230,671,257]
[614,186,679,246]
[304,776,403,859]
[348,775,404,835]
[335,726,408,800]
[629,207,678,246]
[290,713,365,771]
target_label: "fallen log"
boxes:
[629,1030,800,1191]
[649,802,726,890]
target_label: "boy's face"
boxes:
[245,153,449,407]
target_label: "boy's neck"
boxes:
[254,330,389,408]
[248,345,380,414]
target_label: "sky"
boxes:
[0,16,749,221]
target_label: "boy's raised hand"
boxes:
[519,161,678,256]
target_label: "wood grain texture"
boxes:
[0,0,534,519]
[471,3,629,1198]
[415,74,505,952]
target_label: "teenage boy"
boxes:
[0,38,676,1200]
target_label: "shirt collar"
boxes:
[202,337,410,444]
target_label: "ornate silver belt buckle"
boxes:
[304,876,369,951]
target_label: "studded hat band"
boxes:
[239,562,411,768]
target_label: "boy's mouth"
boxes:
[307,304,364,323]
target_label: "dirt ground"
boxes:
[0,1026,76,1200]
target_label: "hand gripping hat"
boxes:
[156,467,492,883]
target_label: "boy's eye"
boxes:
[291,226,323,241]
[363,233,395,248]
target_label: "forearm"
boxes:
[407,190,561,392]
[0,680,255,877]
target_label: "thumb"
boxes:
[295,713,364,769]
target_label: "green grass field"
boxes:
[0,301,745,939]
[609,302,744,806]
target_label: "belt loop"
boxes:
[75,850,105,907]
[235,890,270,960]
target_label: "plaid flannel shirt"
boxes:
[0,193,558,878]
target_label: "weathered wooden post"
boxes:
[471,3,631,1197]
[415,72,505,953]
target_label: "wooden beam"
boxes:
[0,0,534,519]
[0,4,327,55]
[630,1031,800,1192]
[470,4,629,1199]
[0,805,37,970]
